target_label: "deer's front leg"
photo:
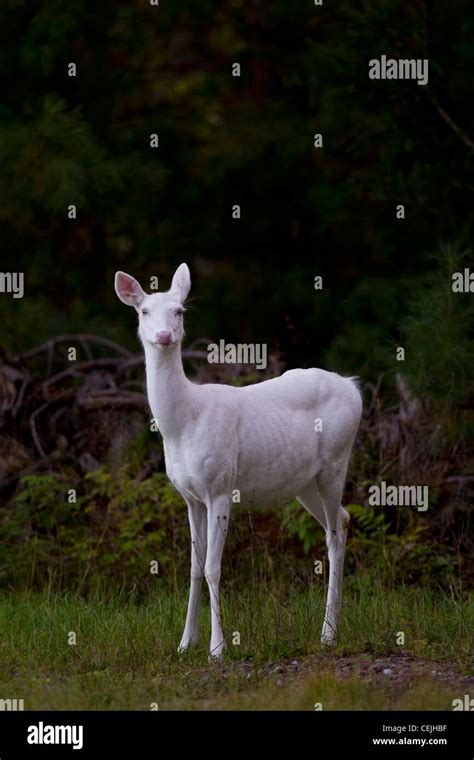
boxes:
[178,499,207,653]
[205,497,230,660]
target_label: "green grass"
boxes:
[0,576,472,710]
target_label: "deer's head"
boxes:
[114,263,191,349]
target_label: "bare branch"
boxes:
[75,392,146,411]
[431,96,474,151]
[29,390,76,457]
[11,334,133,364]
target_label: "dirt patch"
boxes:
[210,651,474,692]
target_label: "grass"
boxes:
[0,575,472,710]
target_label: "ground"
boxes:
[0,584,472,710]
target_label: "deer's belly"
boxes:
[166,460,314,509]
[165,428,322,509]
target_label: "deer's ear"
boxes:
[170,263,191,303]
[115,271,145,308]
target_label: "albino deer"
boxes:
[115,264,362,659]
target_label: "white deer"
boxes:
[115,264,362,659]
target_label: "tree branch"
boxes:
[431,96,474,151]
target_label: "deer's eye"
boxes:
[141,309,149,316]
[175,308,184,317]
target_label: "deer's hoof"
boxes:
[178,636,198,654]
[208,641,225,662]
[208,653,224,664]
[320,633,337,648]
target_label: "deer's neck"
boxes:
[143,342,194,439]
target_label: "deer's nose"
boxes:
[156,330,172,345]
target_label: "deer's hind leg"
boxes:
[316,460,351,646]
